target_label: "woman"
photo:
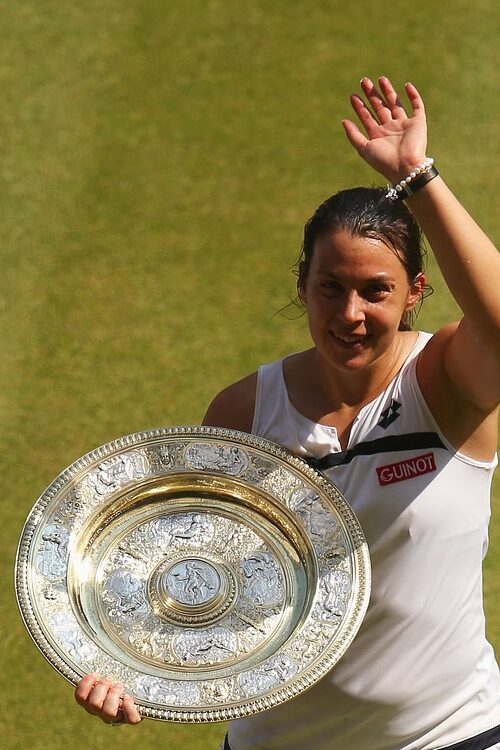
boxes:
[75,77,500,748]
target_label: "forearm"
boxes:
[405,174,500,342]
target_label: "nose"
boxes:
[338,290,365,324]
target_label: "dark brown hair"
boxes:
[297,187,433,330]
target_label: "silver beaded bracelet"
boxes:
[386,158,437,202]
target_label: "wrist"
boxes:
[386,159,438,202]
[387,156,429,185]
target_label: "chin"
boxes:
[318,334,389,372]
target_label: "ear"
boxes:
[405,273,426,311]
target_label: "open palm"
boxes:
[342,77,428,184]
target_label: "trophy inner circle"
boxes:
[69,473,314,677]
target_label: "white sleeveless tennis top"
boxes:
[228,332,500,750]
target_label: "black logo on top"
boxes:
[378,399,402,429]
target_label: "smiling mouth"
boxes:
[331,333,367,347]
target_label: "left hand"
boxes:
[342,76,428,184]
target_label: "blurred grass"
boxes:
[0,1,498,748]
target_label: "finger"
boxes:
[349,94,380,137]
[100,682,125,724]
[359,77,392,123]
[404,81,426,117]
[74,673,100,706]
[85,678,113,715]
[121,694,142,725]
[378,76,407,115]
[341,119,368,153]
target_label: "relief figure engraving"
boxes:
[172,626,239,665]
[166,560,220,606]
[184,443,248,475]
[289,488,334,537]
[319,568,351,619]
[104,569,149,623]
[89,451,149,496]
[240,551,284,607]
[49,613,99,663]
[36,524,70,579]
[135,675,200,706]
[148,513,214,549]
[238,654,298,697]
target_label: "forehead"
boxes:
[310,229,407,279]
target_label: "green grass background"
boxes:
[1,1,499,748]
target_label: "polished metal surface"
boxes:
[15,426,370,722]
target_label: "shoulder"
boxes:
[417,321,458,355]
[202,371,258,433]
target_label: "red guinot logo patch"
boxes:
[376,452,437,486]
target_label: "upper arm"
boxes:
[443,319,500,413]
[202,372,257,433]
[417,322,499,459]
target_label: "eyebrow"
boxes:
[316,270,396,284]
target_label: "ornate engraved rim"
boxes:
[15,426,371,722]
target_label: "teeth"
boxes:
[335,334,364,344]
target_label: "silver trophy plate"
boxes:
[15,426,370,722]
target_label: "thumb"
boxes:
[341,119,368,153]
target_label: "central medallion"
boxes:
[164,560,220,606]
[148,556,238,626]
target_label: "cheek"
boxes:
[306,295,332,321]
[304,305,328,341]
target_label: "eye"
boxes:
[363,284,391,301]
[319,280,343,296]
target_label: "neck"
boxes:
[308,334,411,411]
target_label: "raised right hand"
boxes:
[342,76,428,184]
[74,673,142,725]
